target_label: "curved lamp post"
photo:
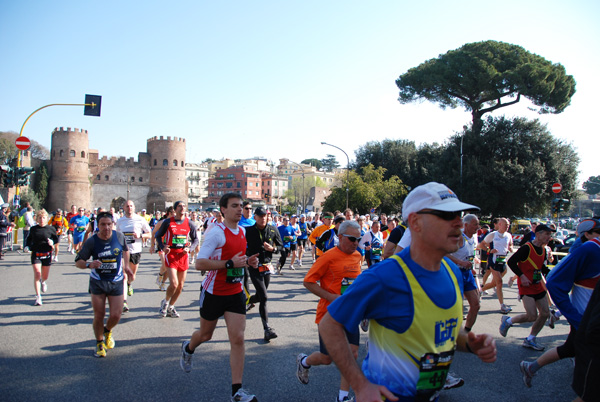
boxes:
[320,142,349,210]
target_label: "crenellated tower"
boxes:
[48,127,91,211]
[146,136,187,210]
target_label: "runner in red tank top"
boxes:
[155,201,199,318]
[179,193,259,402]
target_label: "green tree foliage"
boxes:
[285,176,327,209]
[396,40,576,135]
[19,190,42,211]
[321,154,340,172]
[322,164,408,214]
[444,116,579,217]
[301,158,323,170]
[353,139,444,188]
[0,131,50,163]
[32,162,49,208]
[583,176,600,195]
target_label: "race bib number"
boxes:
[340,277,355,295]
[258,264,273,276]
[76,226,86,232]
[495,255,507,264]
[172,235,187,249]
[35,251,52,260]
[371,247,382,257]
[416,350,454,401]
[226,267,245,283]
[98,259,117,274]
[123,232,135,244]
[532,268,542,284]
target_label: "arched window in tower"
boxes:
[60,150,64,157]
[70,150,75,157]
[138,177,143,182]
[96,174,100,180]
[131,176,135,182]
[105,175,109,181]
[181,161,184,167]
[163,159,168,166]
[154,159,157,166]
[81,151,86,158]
[173,159,177,166]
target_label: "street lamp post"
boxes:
[321,142,350,210]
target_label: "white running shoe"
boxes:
[231,388,257,402]
[34,296,43,306]
[41,281,47,293]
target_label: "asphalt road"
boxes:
[0,244,577,402]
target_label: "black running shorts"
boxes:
[199,289,246,321]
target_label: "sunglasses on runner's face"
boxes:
[416,210,462,221]
[341,234,361,242]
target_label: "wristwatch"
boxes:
[225,259,234,269]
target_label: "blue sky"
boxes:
[1,1,598,188]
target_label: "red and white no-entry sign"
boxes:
[552,183,562,193]
[15,136,31,151]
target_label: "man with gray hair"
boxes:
[447,214,481,332]
[297,220,363,402]
[319,182,496,401]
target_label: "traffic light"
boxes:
[559,198,570,212]
[551,198,560,215]
[15,167,35,186]
[1,165,12,187]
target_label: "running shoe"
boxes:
[500,304,512,314]
[41,281,47,293]
[155,274,163,289]
[264,327,278,342]
[167,306,180,318]
[160,282,167,291]
[127,284,133,296]
[159,299,168,317]
[338,396,354,402]
[122,301,129,313]
[443,373,465,389]
[360,319,369,332]
[290,263,295,270]
[519,361,534,388]
[298,260,303,267]
[231,388,257,402]
[508,276,515,287]
[94,342,106,358]
[180,341,193,372]
[246,303,255,312]
[499,316,511,337]
[34,296,43,306]
[296,353,310,384]
[547,309,561,329]
[522,338,545,351]
[104,330,115,349]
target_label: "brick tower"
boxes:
[146,136,187,211]
[47,127,91,211]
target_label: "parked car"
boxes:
[554,234,577,260]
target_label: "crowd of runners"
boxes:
[2,182,599,402]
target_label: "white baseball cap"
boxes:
[402,182,479,221]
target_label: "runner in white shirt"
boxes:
[115,200,151,312]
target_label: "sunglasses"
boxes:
[342,234,362,242]
[417,210,462,221]
[244,207,252,210]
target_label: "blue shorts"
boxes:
[73,232,85,245]
[461,268,478,292]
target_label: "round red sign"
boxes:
[552,183,562,193]
[15,136,31,151]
